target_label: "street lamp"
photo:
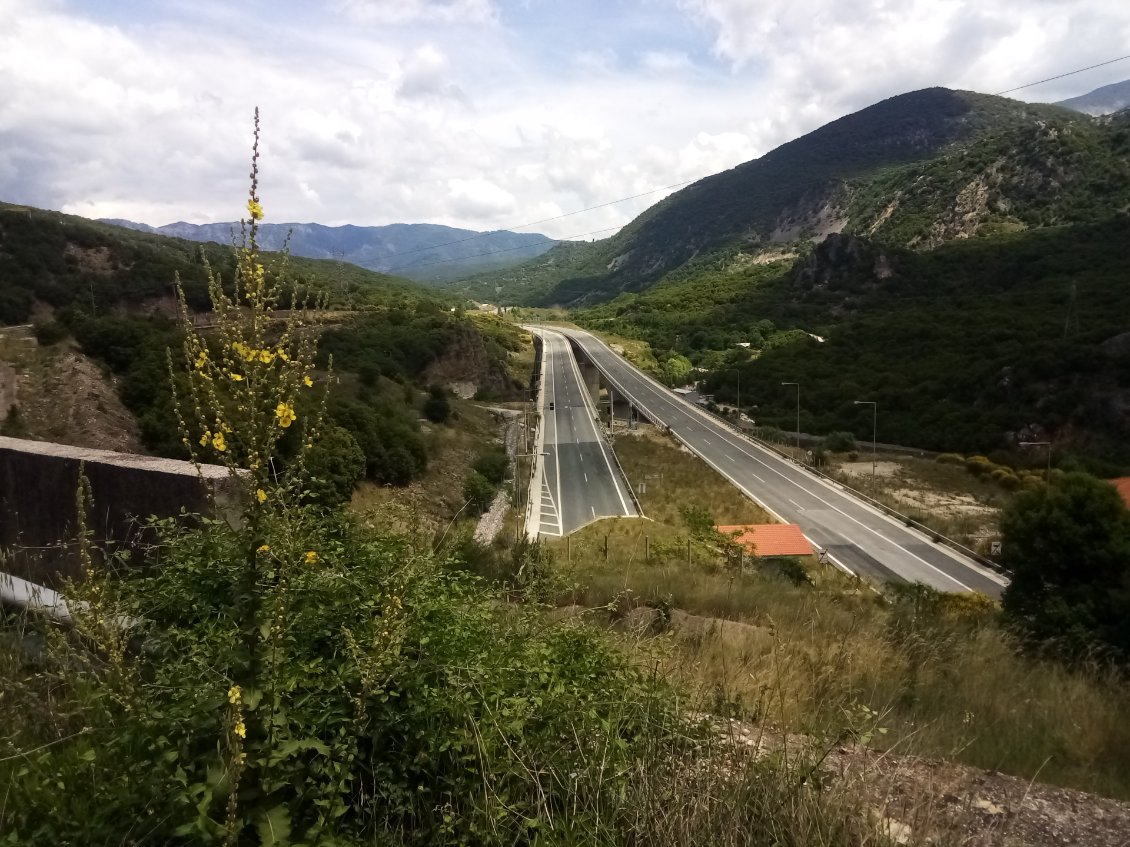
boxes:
[854,400,877,478]
[781,382,800,454]
[1019,441,1052,484]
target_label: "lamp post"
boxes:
[854,400,877,478]
[1019,440,1052,485]
[781,382,800,455]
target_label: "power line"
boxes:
[993,53,1130,96]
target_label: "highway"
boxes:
[528,329,637,537]
[555,327,1007,596]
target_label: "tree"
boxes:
[1000,472,1130,662]
[423,384,451,423]
[304,425,366,505]
[463,470,497,515]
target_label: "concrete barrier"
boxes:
[0,436,241,589]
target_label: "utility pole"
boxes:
[1020,441,1052,485]
[854,400,877,478]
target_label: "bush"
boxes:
[965,455,996,477]
[463,469,497,515]
[935,452,965,465]
[990,467,1021,490]
[303,425,366,505]
[472,447,510,487]
[1001,472,1130,663]
[822,431,857,453]
[31,320,67,346]
[422,384,451,423]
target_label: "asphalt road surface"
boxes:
[531,329,636,537]
[556,327,1007,597]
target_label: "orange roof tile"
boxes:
[1111,478,1130,510]
[715,524,814,558]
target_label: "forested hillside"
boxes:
[0,204,528,494]
[581,215,1130,470]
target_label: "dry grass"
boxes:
[613,425,772,526]
[546,426,1130,802]
[825,453,1012,551]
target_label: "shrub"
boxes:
[472,447,510,487]
[422,384,451,423]
[822,430,857,453]
[303,424,366,505]
[463,469,497,515]
[1001,472,1130,663]
[935,452,965,465]
[31,320,67,346]
[990,467,1021,490]
[965,455,996,476]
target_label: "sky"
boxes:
[1,0,1129,240]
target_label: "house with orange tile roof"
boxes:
[1111,478,1130,510]
[715,524,815,558]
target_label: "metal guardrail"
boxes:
[565,331,1010,580]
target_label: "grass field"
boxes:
[540,425,1130,802]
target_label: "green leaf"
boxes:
[256,804,292,846]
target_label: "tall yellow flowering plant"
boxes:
[173,108,324,506]
[169,109,334,842]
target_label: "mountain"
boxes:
[101,219,556,285]
[554,87,1130,469]
[1056,78,1130,116]
[483,88,1126,307]
[0,203,436,323]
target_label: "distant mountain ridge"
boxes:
[100,219,556,285]
[1056,78,1130,116]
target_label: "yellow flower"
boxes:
[258,349,275,364]
[228,685,242,704]
[247,198,263,221]
[194,350,208,370]
[276,348,289,362]
[256,544,270,554]
[233,719,246,739]
[304,550,319,565]
[199,432,211,447]
[212,432,227,452]
[230,373,244,382]
[256,488,267,503]
[275,402,296,428]
[303,375,314,388]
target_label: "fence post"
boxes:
[687,539,692,567]
[645,535,650,563]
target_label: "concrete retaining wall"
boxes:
[0,436,241,588]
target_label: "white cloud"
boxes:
[1,0,1129,246]
[329,0,497,25]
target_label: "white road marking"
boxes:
[788,498,804,510]
[563,329,981,592]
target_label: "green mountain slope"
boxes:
[485,88,1122,308]
[581,215,1130,469]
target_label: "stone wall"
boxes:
[0,436,241,588]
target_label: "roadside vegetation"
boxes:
[1,134,882,846]
[532,427,1130,802]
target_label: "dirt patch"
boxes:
[0,335,143,453]
[890,488,997,520]
[839,460,902,478]
[64,243,118,274]
[710,715,1130,847]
